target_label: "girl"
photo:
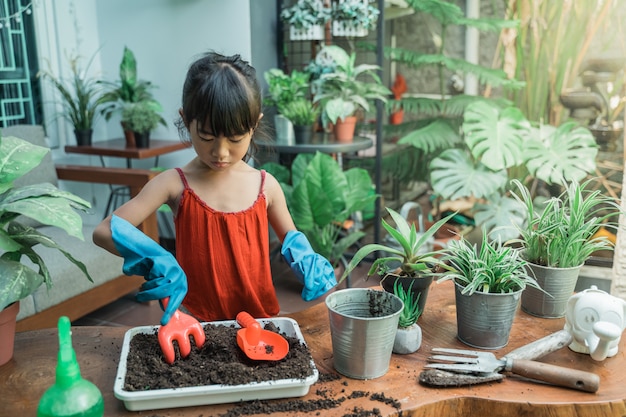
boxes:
[93,52,336,325]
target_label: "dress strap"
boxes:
[260,169,266,194]
[175,167,190,189]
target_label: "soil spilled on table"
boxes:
[123,322,401,416]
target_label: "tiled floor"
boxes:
[72,244,377,328]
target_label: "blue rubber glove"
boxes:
[110,215,187,325]
[281,230,337,301]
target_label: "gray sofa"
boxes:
[2,125,159,331]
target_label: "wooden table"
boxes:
[65,138,190,168]
[2,281,625,416]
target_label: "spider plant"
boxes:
[509,178,622,268]
[438,229,540,296]
[394,280,421,328]
[38,54,102,131]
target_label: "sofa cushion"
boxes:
[19,225,126,317]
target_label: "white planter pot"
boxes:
[393,323,422,354]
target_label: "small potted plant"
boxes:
[392,280,422,354]
[38,54,102,146]
[331,0,380,37]
[340,206,456,316]
[280,99,320,144]
[120,102,163,148]
[437,230,542,349]
[98,46,166,146]
[263,68,310,144]
[0,133,92,365]
[313,45,391,141]
[280,0,331,41]
[509,178,622,318]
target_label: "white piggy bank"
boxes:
[565,285,626,361]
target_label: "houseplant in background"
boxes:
[263,68,310,144]
[38,54,102,146]
[0,133,92,365]
[280,99,320,144]
[313,45,391,142]
[280,0,331,41]
[437,229,542,349]
[392,279,422,354]
[98,46,166,146]
[331,0,380,37]
[340,206,456,316]
[509,178,622,318]
[262,152,376,271]
[120,102,163,148]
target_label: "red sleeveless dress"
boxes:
[174,168,279,321]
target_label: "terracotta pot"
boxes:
[0,302,19,366]
[389,109,404,125]
[333,116,357,142]
[122,122,136,147]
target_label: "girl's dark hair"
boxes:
[176,51,267,159]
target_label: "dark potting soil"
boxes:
[123,322,401,417]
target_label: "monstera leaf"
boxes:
[398,118,462,154]
[524,122,597,184]
[429,148,507,201]
[462,101,531,171]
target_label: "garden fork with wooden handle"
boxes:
[158,298,206,364]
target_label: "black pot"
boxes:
[293,125,313,144]
[134,131,150,148]
[381,274,433,318]
[74,129,93,146]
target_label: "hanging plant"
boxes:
[280,0,331,40]
[331,0,379,37]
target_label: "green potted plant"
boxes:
[280,0,331,40]
[261,152,376,269]
[437,230,542,349]
[98,46,166,146]
[340,206,456,316]
[280,99,320,144]
[263,68,310,144]
[392,280,422,354]
[331,0,380,37]
[120,102,163,148]
[38,54,102,146]
[509,178,622,318]
[312,45,391,141]
[0,133,93,365]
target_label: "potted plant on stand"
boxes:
[98,46,166,147]
[340,206,456,316]
[120,102,163,148]
[38,54,102,146]
[280,0,331,41]
[331,0,380,38]
[263,68,310,145]
[437,230,542,349]
[510,178,622,318]
[313,45,391,142]
[0,133,93,365]
[280,99,320,144]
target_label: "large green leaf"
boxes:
[430,148,507,200]
[398,118,461,153]
[473,193,526,242]
[0,258,44,311]
[0,136,47,185]
[463,101,531,171]
[524,123,597,185]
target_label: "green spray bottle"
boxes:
[37,316,104,417]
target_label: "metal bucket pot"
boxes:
[522,262,582,318]
[455,281,522,349]
[326,288,403,379]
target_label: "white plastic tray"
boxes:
[114,317,318,411]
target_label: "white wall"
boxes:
[32,0,256,220]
